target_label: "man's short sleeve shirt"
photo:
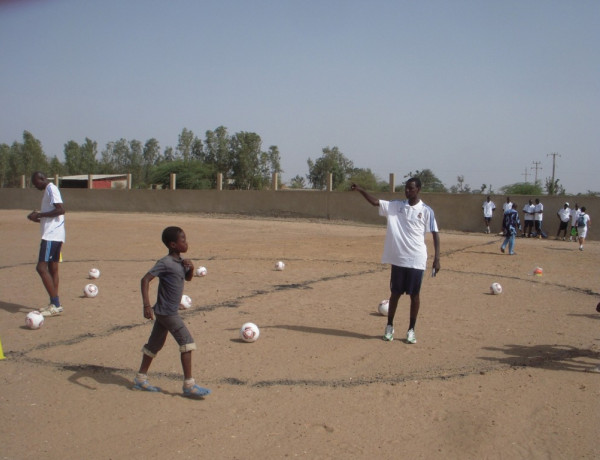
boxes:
[40,183,65,242]
[378,199,438,270]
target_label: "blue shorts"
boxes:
[390,265,424,295]
[38,240,62,263]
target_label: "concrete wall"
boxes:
[1,188,597,239]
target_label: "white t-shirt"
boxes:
[523,203,535,221]
[571,208,581,226]
[40,183,65,242]
[503,201,513,212]
[534,203,544,221]
[482,201,495,218]
[557,207,570,222]
[379,199,438,270]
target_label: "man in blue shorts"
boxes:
[352,178,440,344]
[27,172,66,317]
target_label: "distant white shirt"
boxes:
[379,199,438,270]
[571,208,581,226]
[523,203,535,221]
[557,207,570,222]
[482,201,495,218]
[503,201,513,212]
[40,183,65,242]
[534,202,544,221]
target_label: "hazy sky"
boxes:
[1,0,598,193]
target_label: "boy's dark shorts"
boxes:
[390,265,424,296]
[38,240,62,263]
[143,313,196,357]
[559,221,568,230]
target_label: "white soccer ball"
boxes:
[275,261,285,271]
[84,283,99,298]
[25,311,44,330]
[240,322,260,342]
[378,299,389,316]
[88,268,100,279]
[180,294,192,310]
[490,282,503,295]
[195,266,207,277]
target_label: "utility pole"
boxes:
[547,152,561,184]
[521,168,530,182]
[531,161,542,184]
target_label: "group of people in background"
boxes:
[482,196,592,252]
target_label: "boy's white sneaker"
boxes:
[406,329,417,344]
[40,304,63,317]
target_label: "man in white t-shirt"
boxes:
[482,196,495,234]
[569,203,581,242]
[522,200,535,237]
[352,178,440,344]
[27,172,66,317]
[555,202,571,240]
[533,198,544,238]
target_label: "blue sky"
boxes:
[1,0,598,193]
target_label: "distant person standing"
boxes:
[569,203,581,242]
[501,203,521,255]
[576,207,591,251]
[26,172,66,317]
[503,197,513,213]
[351,179,440,345]
[533,198,544,238]
[482,196,496,234]
[522,199,535,237]
[555,203,571,240]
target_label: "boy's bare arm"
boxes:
[141,273,156,320]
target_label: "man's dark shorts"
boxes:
[38,240,62,263]
[390,265,424,295]
[143,313,197,357]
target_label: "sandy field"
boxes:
[0,209,598,459]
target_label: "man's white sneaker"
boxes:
[383,325,394,341]
[40,304,63,317]
[406,329,417,344]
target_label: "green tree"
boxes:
[345,168,379,191]
[230,131,263,189]
[403,169,447,192]
[500,182,543,195]
[150,160,215,189]
[204,126,231,177]
[0,143,10,187]
[545,177,565,195]
[64,138,98,174]
[176,128,195,162]
[289,175,306,189]
[307,146,354,190]
[449,175,471,194]
[142,138,161,185]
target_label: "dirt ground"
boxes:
[0,209,598,459]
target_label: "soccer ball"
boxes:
[88,268,100,279]
[25,311,44,329]
[195,266,207,277]
[490,282,503,295]
[378,299,389,316]
[533,267,543,276]
[180,294,192,309]
[275,261,285,271]
[83,283,99,298]
[240,322,260,342]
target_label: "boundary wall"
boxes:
[1,189,597,240]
